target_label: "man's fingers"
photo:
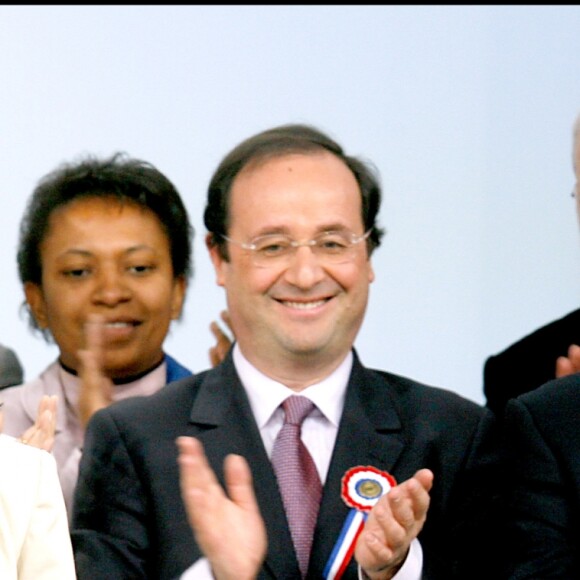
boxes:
[556,356,575,378]
[177,436,221,491]
[413,468,434,492]
[555,345,580,378]
[209,319,234,367]
[210,321,232,350]
[210,321,225,342]
[177,438,258,516]
[391,470,432,525]
[209,346,220,368]
[224,453,258,510]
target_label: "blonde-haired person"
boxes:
[498,112,580,576]
[0,400,75,580]
[484,111,580,417]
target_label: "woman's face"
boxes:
[25,197,186,379]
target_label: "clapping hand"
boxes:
[77,315,114,429]
[19,394,58,451]
[355,469,433,580]
[176,436,266,580]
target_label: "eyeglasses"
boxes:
[220,229,372,268]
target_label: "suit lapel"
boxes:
[309,354,405,578]
[186,356,300,579]
[185,353,404,579]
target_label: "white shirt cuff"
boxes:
[179,557,213,579]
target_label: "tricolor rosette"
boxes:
[324,466,399,579]
[341,465,397,512]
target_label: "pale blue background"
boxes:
[2,5,580,404]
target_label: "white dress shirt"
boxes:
[181,345,422,579]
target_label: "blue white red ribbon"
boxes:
[323,466,396,580]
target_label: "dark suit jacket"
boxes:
[72,350,501,580]
[483,308,580,417]
[503,374,580,578]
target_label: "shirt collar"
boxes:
[58,360,167,409]
[232,343,352,429]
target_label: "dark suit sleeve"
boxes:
[71,408,152,579]
[502,396,579,578]
[484,309,580,417]
[430,408,505,579]
[483,348,554,418]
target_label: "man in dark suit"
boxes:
[500,115,580,580]
[71,124,501,580]
[484,111,580,418]
[502,373,580,577]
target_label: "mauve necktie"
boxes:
[271,395,323,577]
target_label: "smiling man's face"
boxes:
[208,151,375,378]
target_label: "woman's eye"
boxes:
[63,268,90,278]
[129,264,155,274]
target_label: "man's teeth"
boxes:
[283,300,326,309]
[105,322,132,328]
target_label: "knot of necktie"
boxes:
[282,395,315,426]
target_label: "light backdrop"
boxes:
[1,5,580,404]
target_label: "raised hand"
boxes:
[555,343,580,378]
[19,394,58,451]
[355,469,433,579]
[176,436,266,580]
[209,310,235,367]
[77,315,113,428]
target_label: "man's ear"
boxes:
[206,233,226,287]
[24,282,49,329]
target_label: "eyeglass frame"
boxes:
[219,228,373,267]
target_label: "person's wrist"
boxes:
[359,553,405,580]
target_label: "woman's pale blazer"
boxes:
[0,434,76,579]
